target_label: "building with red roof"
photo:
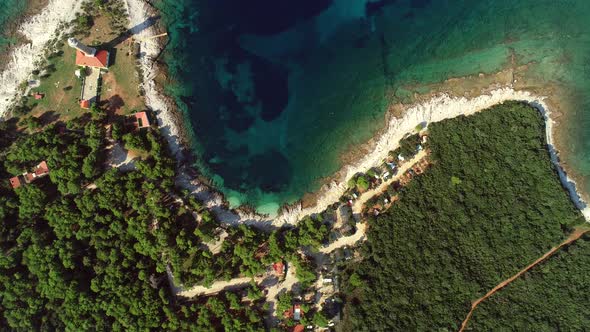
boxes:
[291,325,305,332]
[80,100,91,109]
[9,176,22,189]
[284,304,303,321]
[75,50,110,69]
[35,161,49,177]
[134,111,151,129]
[33,93,44,100]
[24,172,35,183]
[273,262,285,277]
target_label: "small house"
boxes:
[134,111,151,129]
[9,176,22,189]
[284,304,304,321]
[33,93,44,100]
[292,325,305,332]
[35,161,49,177]
[293,305,302,321]
[80,99,91,109]
[272,261,286,277]
[24,172,36,183]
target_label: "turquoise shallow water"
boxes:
[0,0,27,52]
[156,0,590,215]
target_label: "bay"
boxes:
[155,0,590,215]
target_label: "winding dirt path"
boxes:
[320,222,367,254]
[459,226,590,332]
[178,276,262,298]
[352,150,427,215]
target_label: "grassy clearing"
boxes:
[26,46,86,121]
[17,0,146,130]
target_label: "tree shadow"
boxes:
[107,47,118,67]
[38,111,60,125]
[100,15,161,49]
[106,94,125,114]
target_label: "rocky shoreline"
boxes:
[124,0,590,226]
[2,0,585,227]
[0,0,82,119]
[121,0,278,228]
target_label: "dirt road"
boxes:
[264,264,298,324]
[459,226,590,332]
[178,276,261,298]
[352,150,427,215]
[320,222,367,254]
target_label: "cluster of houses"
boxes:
[342,133,428,208]
[9,161,50,189]
[6,109,151,190]
[365,149,430,217]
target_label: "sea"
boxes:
[0,0,27,52]
[154,0,590,215]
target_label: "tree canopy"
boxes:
[341,102,585,330]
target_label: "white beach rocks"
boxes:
[277,88,590,224]
[0,0,82,118]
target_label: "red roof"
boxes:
[34,93,44,100]
[75,49,109,68]
[35,161,49,176]
[273,262,285,276]
[9,176,21,189]
[292,325,305,332]
[284,305,303,320]
[134,112,150,128]
[80,100,91,109]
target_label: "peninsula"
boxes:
[0,1,589,331]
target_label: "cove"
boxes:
[155,0,590,215]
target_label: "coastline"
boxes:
[122,0,278,230]
[276,87,590,224]
[6,0,581,227]
[125,0,590,225]
[0,0,48,71]
[0,0,82,119]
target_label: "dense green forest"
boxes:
[340,102,585,330]
[468,236,590,331]
[469,236,590,331]
[0,111,334,330]
[0,119,267,330]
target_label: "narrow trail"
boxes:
[352,150,427,215]
[459,226,590,332]
[178,276,262,298]
[320,222,367,254]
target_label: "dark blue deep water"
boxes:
[156,0,590,215]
